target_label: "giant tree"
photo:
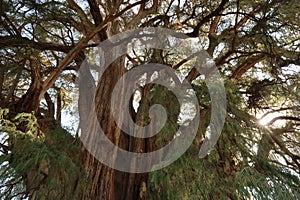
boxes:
[0,0,299,199]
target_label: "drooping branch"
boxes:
[230,106,300,171]
[269,131,300,169]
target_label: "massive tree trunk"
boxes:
[80,54,150,199]
[78,49,182,199]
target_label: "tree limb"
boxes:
[0,36,73,53]
[230,54,266,80]
[42,1,145,97]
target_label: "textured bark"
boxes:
[79,54,152,200]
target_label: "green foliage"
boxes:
[0,108,87,199]
[150,85,181,148]
[1,0,299,199]
[148,78,300,199]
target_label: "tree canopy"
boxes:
[0,0,299,199]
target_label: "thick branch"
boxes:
[44,92,55,119]
[87,0,107,41]
[0,36,73,53]
[230,54,266,80]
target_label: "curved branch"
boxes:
[230,54,266,80]
[266,116,300,126]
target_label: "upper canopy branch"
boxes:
[42,0,145,96]
[186,0,229,37]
